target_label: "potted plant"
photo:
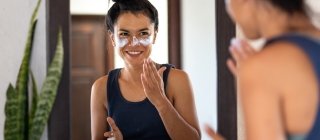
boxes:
[4,0,64,139]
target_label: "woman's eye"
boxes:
[119,32,129,36]
[140,32,150,36]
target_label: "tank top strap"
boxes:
[106,68,121,113]
[266,34,320,139]
[160,64,175,92]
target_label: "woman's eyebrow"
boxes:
[119,29,129,32]
[118,28,149,32]
[139,28,149,32]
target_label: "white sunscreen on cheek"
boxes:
[138,36,152,47]
[114,36,153,47]
[115,37,128,48]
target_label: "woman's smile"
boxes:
[125,50,144,57]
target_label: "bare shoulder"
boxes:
[91,75,108,106]
[242,41,310,71]
[239,41,315,93]
[92,75,108,94]
[166,68,193,99]
[168,68,191,85]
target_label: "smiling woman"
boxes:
[90,0,201,140]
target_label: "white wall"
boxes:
[306,0,320,28]
[0,0,47,139]
[182,0,217,140]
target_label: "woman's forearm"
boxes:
[156,98,201,140]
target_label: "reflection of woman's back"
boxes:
[265,34,320,139]
[204,0,320,140]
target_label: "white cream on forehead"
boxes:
[114,36,153,47]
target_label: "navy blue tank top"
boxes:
[107,64,174,140]
[266,34,320,140]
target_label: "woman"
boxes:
[90,0,200,139]
[207,0,320,139]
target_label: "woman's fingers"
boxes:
[141,73,148,90]
[107,117,119,131]
[227,38,257,76]
[229,45,241,61]
[230,38,255,60]
[157,66,167,80]
[149,59,161,81]
[146,59,158,82]
[105,117,123,140]
[143,59,151,81]
[142,58,164,89]
[104,131,114,137]
[242,40,256,55]
[204,124,225,140]
[226,58,237,76]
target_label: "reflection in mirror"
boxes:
[70,0,169,140]
[70,0,218,140]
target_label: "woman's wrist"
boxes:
[154,97,172,114]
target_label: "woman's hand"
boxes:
[227,38,256,76]
[104,117,123,140]
[141,58,167,107]
[204,124,225,140]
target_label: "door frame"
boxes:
[47,0,71,139]
[168,0,182,69]
[216,1,237,140]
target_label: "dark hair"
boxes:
[268,0,305,14]
[106,0,159,33]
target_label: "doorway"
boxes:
[70,15,114,140]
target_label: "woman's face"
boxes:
[225,0,261,39]
[111,12,157,66]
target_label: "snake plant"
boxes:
[4,0,64,139]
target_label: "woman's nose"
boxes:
[128,36,139,47]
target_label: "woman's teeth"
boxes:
[127,51,142,55]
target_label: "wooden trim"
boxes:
[47,0,71,139]
[70,15,114,74]
[168,0,181,69]
[216,1,237,140]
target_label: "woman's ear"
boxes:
[108,30,116,47]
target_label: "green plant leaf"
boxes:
[4,84,19,140]
[4,0,42,139]
[29,29,64,140]
[4,19,38,140]
[29,71,38,131]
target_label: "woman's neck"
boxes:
[259,11,320,39]
[121,64,143,83]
